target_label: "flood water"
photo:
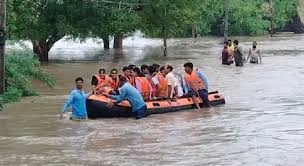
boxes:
[1,34,304,165]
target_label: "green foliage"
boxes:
[139,0,201,38]
[88,0,142,39]
[6,0,300,45]
[0,51,55,111]
[7,0,64,40]
[197,0,298,36]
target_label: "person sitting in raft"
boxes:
[140,64,150,79]
[128,64,137,70]
[91,68,111,94]
[109,68,119,91]
[147,65,168,100]
[152,63,160,72]
[131,67,153,101]
[60,77,88,120]
[174,72,189,95]
[155,66,169,99]
[122,66,133,84]
[102,76,150,119]
[246,41,262,64]
[183,62,211,109]
[164,65,184,98]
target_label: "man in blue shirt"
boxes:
[60,77,88,120]
[103,75,150,119]
[196,69,208,92]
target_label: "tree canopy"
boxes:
[6,0,300,60]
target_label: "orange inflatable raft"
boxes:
[86,91,225,118]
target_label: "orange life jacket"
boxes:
[94,74,110,88]
[157,73,168,98]
[109,77,119,90]
[184,71,205,91]
[134,77,150,100]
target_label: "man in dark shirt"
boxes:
[222,41,232,65]
[233,40,244,67]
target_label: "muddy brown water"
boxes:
[1,34,304,165]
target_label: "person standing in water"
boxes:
[60,77,88,120]
[246,41,262,64]
[222,41,233,65]
[227,39,235,62]
[233,40,244,67]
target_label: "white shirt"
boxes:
[174,73,184,97]
[151,75,159,85]
[166,72,183,98]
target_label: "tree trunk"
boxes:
[102,37,110,49]
[113,34,123,49]
[33,41,49,62]
[298,0,304,24]
[269,0,273,37]
[163,27,167,57]
[224,0,229,42]
[0,0,6,94]
[31,34,63,62]
[192,25,197,38]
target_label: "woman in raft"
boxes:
[90,63,210,106]
[130,67,153,101]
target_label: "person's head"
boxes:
[252,41,257,48]
[131,67,141,77]
[224,41,228,47]
[233,40,239,46]
[224,41,228,49]
[228,39,232,46]
[183,62,193,74]
[118,75,128,87]
[122,66,131,77]
[140,64,149,74]
[152,63,160,72]
[159,66,166,77]
[128,64,136,70]
[110,68,118,79]
[165,65,173,74]
[148,65,157,75]
[75,77,84,90]
[98,68,106,78]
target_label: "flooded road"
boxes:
[1,34,304,165]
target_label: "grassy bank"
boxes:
[0,51,55,111]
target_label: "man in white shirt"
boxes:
[164,65,183,98]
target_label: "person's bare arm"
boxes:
[246,49,251,63]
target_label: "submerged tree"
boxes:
[7,0,69,61]
[88,0,141,49]
[139,0,200,56]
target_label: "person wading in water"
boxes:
[102,75,150,119]
[60,77,88,120]
[233,40,245,67]
[246,41,262,64]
